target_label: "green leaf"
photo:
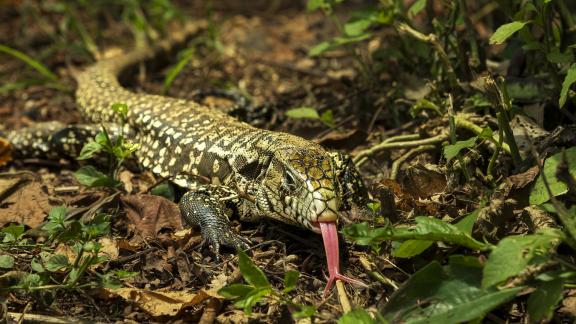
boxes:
[338,309,375,324]
[477,127,494,141]
[57,221,82,242]
[382,258,523,323]
[527,279,563,322]
[560,64,576,108]
[2,223,25,243]
[30,258,45,273]
[343,217,488,251]
[530,146,576,205]
[45,254,70,272]
[307,0,327,11]
[111,103,128,119]
[43,206,67,236]
[77,141,102,160]
[83,241,102,253]
[233,287,272,315]
[333,34,371,47]
[482,229,562,288]
[67,268,80,285]
[20,273,42,289]
[114,269,139,279]
[547,49,574,64]
[218,284,254,299]
[285,107,320,119]
[101,273,122,289]
[74,165,121,188]
[163,48,194,93]
[393,240,433,258]
[48,205,67,223]
[83,215,110,238]
[454,209,480,234]
[411,217,487,250]
[320,110,336,128]
[408,0,427,17]
[342,222,391,247]
[344,18,372,37]
[308,41,332,56]
[443,137,477,162]
[238,250,270,289]
[0,255,15,269]
[94,131,110,147]
[367,202,380,213]
[150,182,176,201]
[489,21,531,45]
[283,270,300,293]
[0,44,59,81]
[292,304,316,318]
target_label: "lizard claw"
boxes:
[203,226,251,256]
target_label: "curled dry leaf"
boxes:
[120,194,184,240]
[101,288,212,317]
[0,180,52,228]
[399,164,447,199]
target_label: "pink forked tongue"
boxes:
[319,221,367,298]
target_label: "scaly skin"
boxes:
[7,22,369,295]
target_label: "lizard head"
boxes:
[253,147,365,233]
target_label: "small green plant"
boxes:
[218,250,315,318]
[0,44,67,93]
[0,206,136,294]
[75,103,139,188]
[343,208,575,322]
[285,107,336,128]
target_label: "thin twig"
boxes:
[390,145,436,179]
[335,280,351,313]
[397,23,458,88]
[353,133,447,167]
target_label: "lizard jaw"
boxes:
[317,221,368,298]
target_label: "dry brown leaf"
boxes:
[117,239,142,252]
[118,170,135,194]
[399,164,447,198]
[98,237,119,261]
[0,181,52,228]
[0,137,12,167]
[315,129,367,150]
[102,288,211,317]
[559,295,576,318]
[121,194,183,239]
[506,165,539,190]
[206,273,229,297]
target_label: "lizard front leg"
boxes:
[179,185,251,254]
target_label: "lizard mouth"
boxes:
[314,221,368,297]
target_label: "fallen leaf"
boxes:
[101,288,211,317]
[0,138,12,167]
[206,272,229,297]
[118,170,135,194]
[506,165,539,190]
[559,295,576,318]
[399,164,447,198]
[315,129,367,150]
[98,237,120,261]
[117,239,142,252]
[0,180,52,228]
[120,194,183,239]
